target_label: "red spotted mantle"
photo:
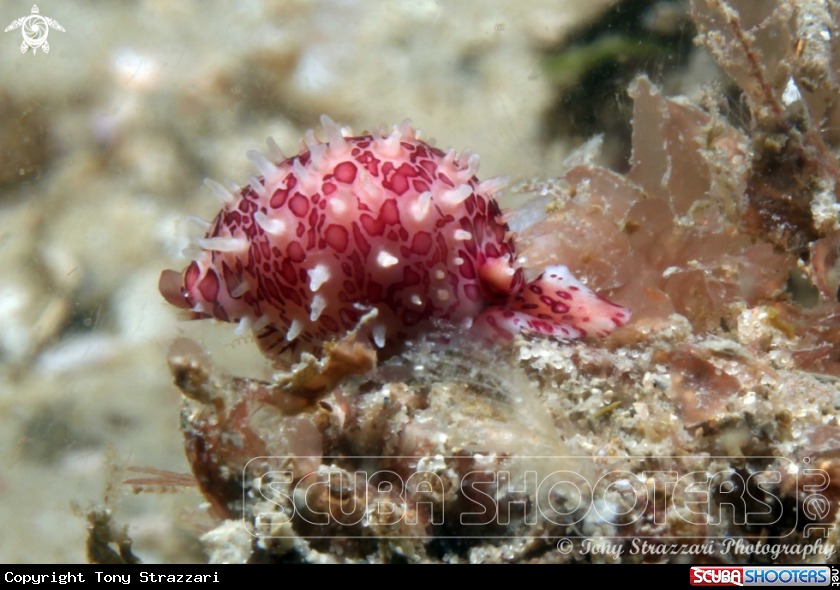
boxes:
[159,116,630,361]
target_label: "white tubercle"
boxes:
[309,142,327,169]
[454,229,472,241]
[266,137,284,161]
[399,118,415,141]
[377,128,403,158]
[310,294,327,321]
[437,289,450,301]
[453,257,465,265]
[410,191,432,221]
[434,269,446,280]
[410,294,423,307]
[461,316,474,329]
[197,237,248,252]
[304,129,320,148]
[253,314,270,331]
[231,282,249,298]
[223,178,241,193]
[186,215,212,233]
[293,157,310,184]
[308,264,330,291]
[286,319,303,341]
[377,251,399,268]
[234,316,252,335]
[254,211,286,236]
[442,147,456,166]
[247,175,266,197]
[458,148,473,168]
[340,125,353,138]
[329,198,348,215]
[193,302,207,313]
[441,184,472,207]
[373,324,386,348]
[204,178,236,206]
[363,182,383,202]
[321,115,348,155]
[477,175,509,196]
[459,153,480,180]
[246,149,277,178]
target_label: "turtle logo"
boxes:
[5,5,65,55]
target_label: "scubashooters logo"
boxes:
[691,566,836,587]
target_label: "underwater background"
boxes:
[2,0,840,564]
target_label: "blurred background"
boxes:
[0,0,715,563]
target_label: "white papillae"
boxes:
[363,182,383,202]
[477,175,509,196]
[321,115,348,155]
[253,314,270,331]
[292,158,309,183]
[286,319,303,341]
[266,136,284,161]
[309,142,327,169]
[373,324,386,348]
[463,153,480,176]
[377,128,403,158]
[308,264,331,291]
[231,282,249,298]
[234,316,252,335]
[197,237,247,252]
[186,215,211,233]
[204,178,236,206]
[441,184,472,207]
[399,119,416,140]
[247,175,266,197]
[310,294,327,321]
[442,148,456,166]
[410,191,432,221]
[254,211,286,236]
[304,129,320,148]
[246,150,277,178]
[377,251,399,267]
[329,198,348,215]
